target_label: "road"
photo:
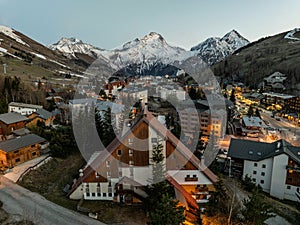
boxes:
[0,176,105,225]
[260,111,300,145]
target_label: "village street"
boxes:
[0,176,105,225]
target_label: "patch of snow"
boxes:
[0,46,7,53]
[48,59,70,69]
[0,25,29,47]
[31,52,47,60]
[284,28,300,41]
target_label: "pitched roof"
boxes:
[12,128,31,136]
[228,138,300,163]
[68,109,218,196]
[8,102,43,109]
[0,112,27,124]
[33,109,53,120]
[0,134,46,153]
[167,176,199,210]
[242,116,262,127]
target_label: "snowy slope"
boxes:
[49,37,104,58]
[191,30,249,65]
[101,32,195,68]
[284,28,300,41]
[0,25,29,46]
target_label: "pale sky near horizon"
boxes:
[0,0,299,50]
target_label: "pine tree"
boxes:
[241,188,274,225]
[247,105,255,117]
[255,108,261,118]
[144,143,186,225]
[101,107,116,147]
[230,89,236,104]
[148,193,185,225]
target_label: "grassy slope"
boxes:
[18,153,147,224]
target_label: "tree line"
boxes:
[0,76,47,113]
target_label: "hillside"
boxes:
[212,29,300,94]
[0,26,98,85]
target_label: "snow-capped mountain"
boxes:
[49,30,249,74]
[191,30,249,65]
[101,32,194,69]
[49,37,105,58]
[49,32,195,72]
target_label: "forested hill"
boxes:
[212,29,300,95]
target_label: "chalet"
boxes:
[0,134,46,170]
[0,113,28,137]
[68,109,218,223]
[241,116,263,137]
[227,138,300,202]
[26,109,55,127]
[8,102,43,116]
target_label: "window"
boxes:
[193,174,197,178]
[92,193,96,197]
[106,161,110,167]
[14,150,19,154]
[31,144,35,148]
[129,149,134,156]
[108,193,113,197]
[97,193,101,197]
[102,193,107,197]
[15,158,20,163]
[297,188,299,193]
[95,172,100,179]
[151,138,157,143]
[253,170,257,175]
[252,178,256,182]
[262,164,266,169]
[254,163,258,167]
[117,149,122,156]
[129,160,134,165]
[86,193,90,197]
[32,152,37,156]
[287,186,291,190]
[186,175,190,178]
[128,138,133,145]
[287,177,292,182]
[260,180,264,184]
[261,172,265,176]
[248,150,253,155]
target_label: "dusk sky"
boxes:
[0,0,299,50]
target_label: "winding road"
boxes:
[0,176,105,225]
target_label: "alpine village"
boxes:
[0,22,300,225]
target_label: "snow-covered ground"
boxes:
[0,46,7,53]
[284,28,300,41]
[0,25,29,46]
[31,52,47,60]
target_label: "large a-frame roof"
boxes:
[68,109,218,196]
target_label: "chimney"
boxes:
[200,155,205,169]
[144,102,148,117]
